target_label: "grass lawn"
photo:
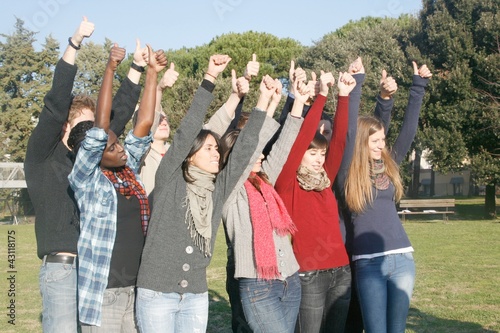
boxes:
[0,197,498,332]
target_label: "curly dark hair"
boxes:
[67,120,94,155]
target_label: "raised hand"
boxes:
[413,61,432,78]
[289,60,307,96]
[337,72,356,96]
[133,39,148,67]
[244,53,260,81]
[158,63,179,89]
[260,75,276,99]
[72,16,95,46]
[231,69,250,98]
[256,75,277,111]
[380,69,398,99]
[348,57,365,75]
[266,78,283,116]
[153,48,168,73]
[271,79,283,105]
[319,70,335,97]
[108,43,126,72]
[293,78,311,104]
[306,71,320,101]
[206,54,232,81]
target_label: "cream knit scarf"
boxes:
[184,165,216,256]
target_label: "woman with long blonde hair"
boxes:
[342,61,432,333]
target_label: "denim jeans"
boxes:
[135,288,208,333]
[81,286,137,332]
[295,265,351,333]
[39,259,79,332]
[239,272,301,333]
[354,253,415,333]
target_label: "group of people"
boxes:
[24,17,432,333]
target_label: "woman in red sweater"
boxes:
[275,70,356,333]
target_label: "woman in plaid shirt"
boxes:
[68,43,167,331]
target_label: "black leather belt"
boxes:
[44,254,76,265]
[299,268,336,278]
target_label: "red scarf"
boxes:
[244,173,296,280]
[102,166,150,235]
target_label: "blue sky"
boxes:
[1,1,423,52]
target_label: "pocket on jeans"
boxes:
[45,264,74,283]
[102,289,118,306]
[246,281,271,302]
[341,265,352,275]
[137,288,160,302]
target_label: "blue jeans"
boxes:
[239,273,301,333]
[354,253,415,333]
[81,286,137,332]
[39,259,79,332]
[296,265,351,333]
[135,288,208,333]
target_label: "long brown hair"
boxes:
[345,116,403,214]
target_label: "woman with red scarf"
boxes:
[220,71,309,333]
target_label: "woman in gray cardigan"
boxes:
[135,56,278,333]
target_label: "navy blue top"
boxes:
[337,75,429,257]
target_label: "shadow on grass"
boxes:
[208,289,233,333]
[407,307,497,333]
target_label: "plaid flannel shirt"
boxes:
[68,127,151,326]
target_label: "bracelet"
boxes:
[131,62,145,73]
[205,72,217,80]
[68,37,81,50]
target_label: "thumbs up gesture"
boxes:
[72,16,95,46]
[379,69,398,100]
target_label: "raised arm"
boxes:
[374,69,398,135]
[324,71,356,181]
[155,62,179,113]
[278,61,310,124]
[95,45,125,131]
[205,68,250,136]
[26,18,94,164]
[227,53,258,115]
[133,46,168,137]
[205,55,255,135]
[392,61,432,164]
[335,57,365,192]
[62,16,94,65]
[108,40,146,136]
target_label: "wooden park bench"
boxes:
[398,198,455,221]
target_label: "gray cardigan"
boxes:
[223,114,303,280]
[137,82,275,294]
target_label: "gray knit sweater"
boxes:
[136,82,275,294]
[223,114,302,280]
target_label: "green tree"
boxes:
[0,18,59,162]
[0,18,60,215]
[301,16,427,190]
[418,0,499,218]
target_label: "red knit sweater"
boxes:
[275,94,350,271]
